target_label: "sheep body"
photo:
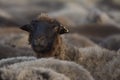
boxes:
[70,24,120,38]
[1,58,94,80]
[35,41,119,80]
[0,43,35,59]
[0,56,36,68]
[99,35,120,51]
[98,55,120,80]
[0,67,70,80]
[63,46,120,80]
[62,33,98,48]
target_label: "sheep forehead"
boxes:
[31,20,60,32]
[36,15,56,24]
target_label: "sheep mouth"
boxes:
[32,45,52,53]
[31,39,55,53]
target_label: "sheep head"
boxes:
[20,14,69,53]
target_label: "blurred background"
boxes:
[0,0,120,58]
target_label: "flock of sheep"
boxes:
[0,14,119,80]
[0,0,120,80]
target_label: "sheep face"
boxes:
[20,17,69,53]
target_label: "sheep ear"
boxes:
[59,26,69,34]
[20,24,31,32]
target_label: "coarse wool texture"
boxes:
[0,56,36,68]
[0,67,70,80]
[61,33,98,48]
[97,54,120,80]
[0,43,35,59]
[99,35,120,51]
[63,46,119,80]
[1,58,94,80]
